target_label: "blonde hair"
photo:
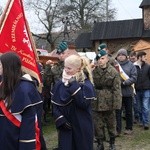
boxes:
[64,55,94,84]
[65,55,82,69]
[81,56,94,84]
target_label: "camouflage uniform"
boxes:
[42,65,55,122]
[43,65,54,86]
[51,61,64,83]
[41,61,65,123]
[92,63,122,143]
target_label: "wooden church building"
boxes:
[75,0,150,61]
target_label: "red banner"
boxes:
[0,0,41,84]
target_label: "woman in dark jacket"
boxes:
[51,55,95,150]
[0,52,43,150]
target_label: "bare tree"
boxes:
[60,0,117,32]
[25,0,64,50]
[24,0,116,50]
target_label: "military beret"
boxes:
[56,41,68,54]
[96,49,107,60]
[98,43,107,51]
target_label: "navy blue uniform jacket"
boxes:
[0,78,43,150]
[51,79,95,150]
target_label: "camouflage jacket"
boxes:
[51,61,64,83]
[43,65,54,86]
[92,63,122,111]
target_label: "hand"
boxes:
[46,60,55,65]
[64,122,72,130]
[61,122,72,130]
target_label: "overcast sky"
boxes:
[1,0,143,33]
[112,0,142,20]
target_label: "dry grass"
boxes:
[43,116,150,150]
[42,116,58,150]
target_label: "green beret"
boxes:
[98,43,107,51]
[56,41,68,54]
[96,49,107,60]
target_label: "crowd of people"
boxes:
[0,41,150,150]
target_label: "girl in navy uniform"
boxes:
[0,52,43,150]
[51,55,95,150]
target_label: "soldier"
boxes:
[42,64,54,122]
[46,41,79,83]
[98,43,117,67]
[92,48,122,150]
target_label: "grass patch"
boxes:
[115,123,150,150]
[43,115,150,150]
[130,127,150,148]
[42,115,58,150]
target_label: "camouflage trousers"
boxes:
[93,110,116,140]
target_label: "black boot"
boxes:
[109,137,116,150]
[96,139,104,150]
[109,144,116,150]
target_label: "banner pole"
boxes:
[19,0,39,61]
[0,0,12,32]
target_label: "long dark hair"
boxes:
[0,52,22,108]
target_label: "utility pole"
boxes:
[106,0,108,21]
[0,6,2,15]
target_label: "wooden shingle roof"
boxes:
[91,19,144,40]
[140,0,150,8]
[75,32,92,49]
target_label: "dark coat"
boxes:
[134,62,150,90]
[118,60,137,97]
[51,79,95,150]
[0,79,43,150]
